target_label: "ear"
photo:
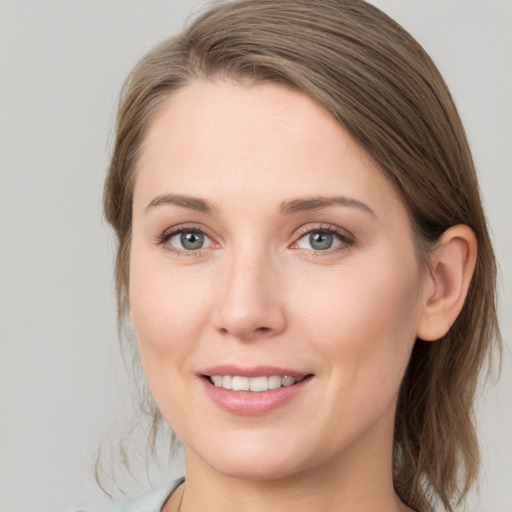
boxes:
[417,225,477,341]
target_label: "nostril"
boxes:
[217,325,273,337]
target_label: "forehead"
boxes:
[134,80,405,218]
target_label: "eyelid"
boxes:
[154,222,354,255]
[290,223,354,252]
[155,223,219,255]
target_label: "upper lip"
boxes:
[200,365,311,379]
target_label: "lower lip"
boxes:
[200,377,312,416]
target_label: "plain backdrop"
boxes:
[0,1,510,511]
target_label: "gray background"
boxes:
[0,1,510,511]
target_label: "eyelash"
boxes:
[155,223,354,256]
[291,224,354,255]
[156,223,216,257]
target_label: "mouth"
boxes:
[199,367,314,415]
[203,374,312,392]
[200,364,314,393]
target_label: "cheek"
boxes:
[128,249,212,373]
[295,252,422,397]
[128,255,218,432]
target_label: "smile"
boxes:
[208,375,306,392]
[200,368,314,415]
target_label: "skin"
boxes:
[129,81,474,512]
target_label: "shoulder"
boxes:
[73,477,184,512]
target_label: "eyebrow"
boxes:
[145,194,214,213]
[280,196,376,217]
[145,193,376,218]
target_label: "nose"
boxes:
[213,250,287,340]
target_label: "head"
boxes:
[104,1,500,510]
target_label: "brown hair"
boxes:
[104,1,501,510]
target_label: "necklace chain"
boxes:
[177,483,185,512]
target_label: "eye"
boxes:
[160,228,215,252]
[172,230,207,250]
[293,227,352,252]
[296,230,340,250]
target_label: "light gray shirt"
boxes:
[74,477,184,512]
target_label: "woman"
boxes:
[79,0,501,511]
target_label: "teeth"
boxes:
[281,376,296,387]
[268,375,282,389]
[223,375,233,390]
[212,375,223,387]
[210,375,304,392]
[232,376,249,391]
[249,376,268,392]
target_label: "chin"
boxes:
[209,453,308,482]
[185,429,318,481]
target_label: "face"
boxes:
[129,81,428,481]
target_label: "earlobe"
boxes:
[417,225,477,342]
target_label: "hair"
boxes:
[103,1,501,510]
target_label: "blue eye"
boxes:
[167,229,213,251]
[295,229,348,251]
[308,231,335,250]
